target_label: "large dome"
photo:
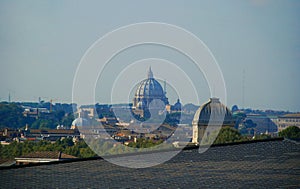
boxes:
[132,67,169,114]
[193,98,234,126]
[135,78,165,98]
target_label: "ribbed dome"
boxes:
[135,78,165,97]
[133,67,169,111]
[194,98,233,126]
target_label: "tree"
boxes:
[232,111,246,129]
[239,119,257,135]
[31,119,56,129]
[57,138,74,148]
[61,113,74,128]
[0,138,101,159]
[0,103,25,129]
[54,110,65,123]
[127,138,163,148]
[279,126,300,139]
[253,133,271,140]
[214,127,243,144]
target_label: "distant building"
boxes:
[131,67,169,118]
[24,128,80,142]
[15,151,77,165]
[192,98,235,144]
[79,107,96,118]
[22,107,51,119]
[166,99,182,113]
[71,108,91,129]
[273,113,300,132]
[99,116,118,125]
[71,118,91,129]
[245,114,277,134]
[56,125,67,130]
[1,128,20,139]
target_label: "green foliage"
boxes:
[54,110,65,123]
[127,138,163,148]
[244,119,257,128]
[202,126,245,145]
[232,112,246,128]
[0,138,97,159]
[0,102,75,130]
[61,113,74,127]
[253,134,271,140]
[1,141,23,158]
[31,119,56,129]
[279,126,300,139]
[239,119,257,135]
[214,127,243,144]
[0,103,25,129]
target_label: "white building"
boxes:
[273,113,300,132]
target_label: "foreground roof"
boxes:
[16,151,77,159]
[1,139,299,188]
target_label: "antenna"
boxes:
[164,80,167,95]
[148,66,153,78]
[7,89,15,103]
[242,69,245,109]
[212,84,216,98]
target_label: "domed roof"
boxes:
[173,99,182,111]
[135,67,165,98]
[193,98,233,126]
[137,101,144,109]
[71,118,90,127]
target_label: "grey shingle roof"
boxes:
[17,151,77,159]
[1,139,300,188]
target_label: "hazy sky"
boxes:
[1,0,300,112]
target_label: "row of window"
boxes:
[278,118,300,123]
[279,124,300,128]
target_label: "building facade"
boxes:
[273,113,300,132]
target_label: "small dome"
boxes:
[173,99,182,111]
[193,98,233,126]
[71,118,90,127]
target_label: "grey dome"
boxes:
[194,98,233,126]
[135,78,165,97]
[132,67,169,110]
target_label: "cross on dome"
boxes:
[147,66,153,78]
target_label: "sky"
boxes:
[0,0,300,112]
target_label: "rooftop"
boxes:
[1,139,299,188]
[17,151,77,159]
[279,113,300,118]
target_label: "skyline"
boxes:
[1,1,300,111]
